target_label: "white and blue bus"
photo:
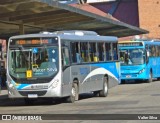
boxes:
[119,40,160,84]
[6,30,120,104]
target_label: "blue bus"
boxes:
[6,30,120,104]
[118,40,160,83]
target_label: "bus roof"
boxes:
[9,31,118,43]
[118,40,160,45]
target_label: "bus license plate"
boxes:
[28,94,38,98]
[126,75,131,78]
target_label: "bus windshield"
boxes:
[120,48,145,66]
[8,40,59,80]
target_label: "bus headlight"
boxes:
[50,79,59,88]
[139,68,145,74]
[9,83,15,89]
[7,80,15,90]
[9,83,14,88]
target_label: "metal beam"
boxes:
[0,0,29,5]
[35,15,89,25]
[108,0,121,15]
[45,17,91,27]
[0,20,44,29]
[10,9,65,21]
[22,11,77,23]
[0,10,35,19]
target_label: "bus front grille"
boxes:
[18,91,47,96]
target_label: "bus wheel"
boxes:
[157,77,160,81]
[147,71,152,83]
[99,76,108,97]
[93,91,99,97]
[66,83,78,103]
[121,80,125,84]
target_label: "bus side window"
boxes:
[105,42,111,61]
[158,46,160,56]
[89,42,96,62]
[71,42,82,63]
[155,46,159,57]
[80,42,88,62]
[70,42,77,63]
[93,43,99,62]
[113,43,118,60]
[150,45,156,57]
[98,42,105,61]
[62,47,70,67]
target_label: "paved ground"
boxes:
[0,80,160,123]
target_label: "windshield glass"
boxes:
[8,39,59,79]
[120,48,145,66]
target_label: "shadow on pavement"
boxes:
[0,89,96,107]
[120,79,158,85]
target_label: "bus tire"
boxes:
[147,71,152,83]
[121,80,125,84]
[99,76,108,97]
[157,77,160,81]
[93,91,99,97]
[66,83,78,103]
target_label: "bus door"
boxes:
[62,46,71,96]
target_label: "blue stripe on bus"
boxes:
[16,84,30,90]
[91,62,120,81]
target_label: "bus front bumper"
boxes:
[121,71,148,81]
[7,84,62,99]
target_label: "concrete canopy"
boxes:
[0,0,148,39]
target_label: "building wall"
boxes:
[93,0,160,39]
[92,0,139,27]
[138,0,160,39]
